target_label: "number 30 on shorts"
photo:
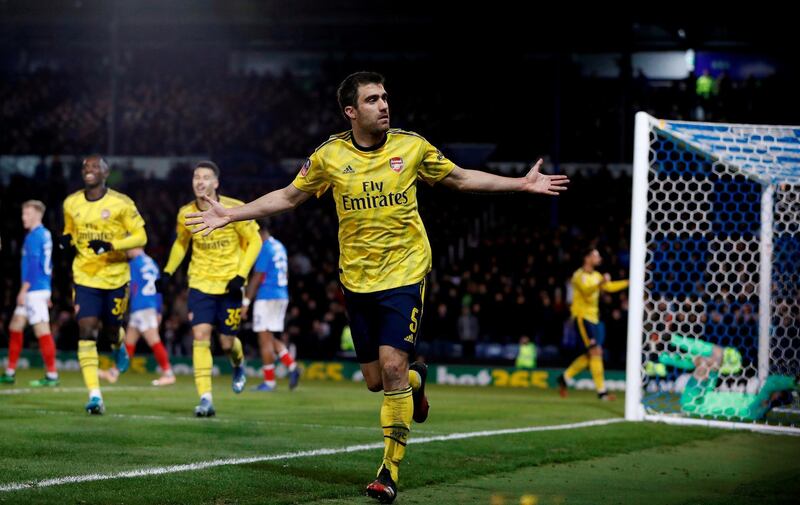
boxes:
[112,296,128,317]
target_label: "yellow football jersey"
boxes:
[292,129,455,293]
[570,269,629,323]
[63,189,146,289]
[166,196,261,295]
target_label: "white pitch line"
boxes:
[0,386,153,396]
[411,417,626,443]
[0,417,625,492]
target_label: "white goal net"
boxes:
[625,113,800,434]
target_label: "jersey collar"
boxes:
[351,132,387,152]
[83,187,108,202]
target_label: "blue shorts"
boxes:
[74,284,128,326]
[342,279,426,363]
[188,288,242,336]
[574,318,606,349]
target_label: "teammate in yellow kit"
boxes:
[62,155,147,414]
[184,72,569,502]
[161,161,260,417]
[559,247,629,400]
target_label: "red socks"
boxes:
[126,343,136,361]
[278,349,296,371]
[150,341,171,372]
[37,334,57,374]
[7,331,23,371]
[262,364,275,382]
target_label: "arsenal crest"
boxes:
[101,209,110,220]
[389,157,404,173]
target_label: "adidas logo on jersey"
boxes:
[404,334,415,343]
[343,165,355,174]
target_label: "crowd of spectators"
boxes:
[0,161,631,367]
[2,60,794,164]
[2,61,792,369]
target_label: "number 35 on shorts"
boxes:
[225,308,242,331]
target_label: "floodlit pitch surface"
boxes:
[1,370,798,504]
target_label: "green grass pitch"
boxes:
[1,369,798,504]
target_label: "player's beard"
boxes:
[371,119,390,137]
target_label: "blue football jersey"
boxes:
[21,225,52,292]
[129,254,161,312]
[254,237,289,301]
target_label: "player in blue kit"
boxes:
[99,248,175,386]
[1,200,58,386]
[243,228,300,391]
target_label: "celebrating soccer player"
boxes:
[558,247,629,401]
[62,155,147,414]
[161,161,261,417]
[185,72,569,502]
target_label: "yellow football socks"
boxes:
[78,340,100,394]
[564,354,589,381]
[408,369,421,391]
[589,355,606,393]
[227,337,244,367]
[193,340,213,398]
[379,386,413,483]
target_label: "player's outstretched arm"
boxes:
[440,159,569,195]
[185,184,312,236]
[601,278,630,293]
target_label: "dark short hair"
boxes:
[194,160,220,177]
[337,71,385,117]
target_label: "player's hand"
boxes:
[521,159,570,196]
[185,195,232,236]
[59,234,77,257]
[226,275,245,298]
[47,298,53,309]
[241,304,249,321]
[88,239,113,254]
[59,234,73,250]
[156,272,171,294]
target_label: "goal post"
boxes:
[626,112,800,434]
